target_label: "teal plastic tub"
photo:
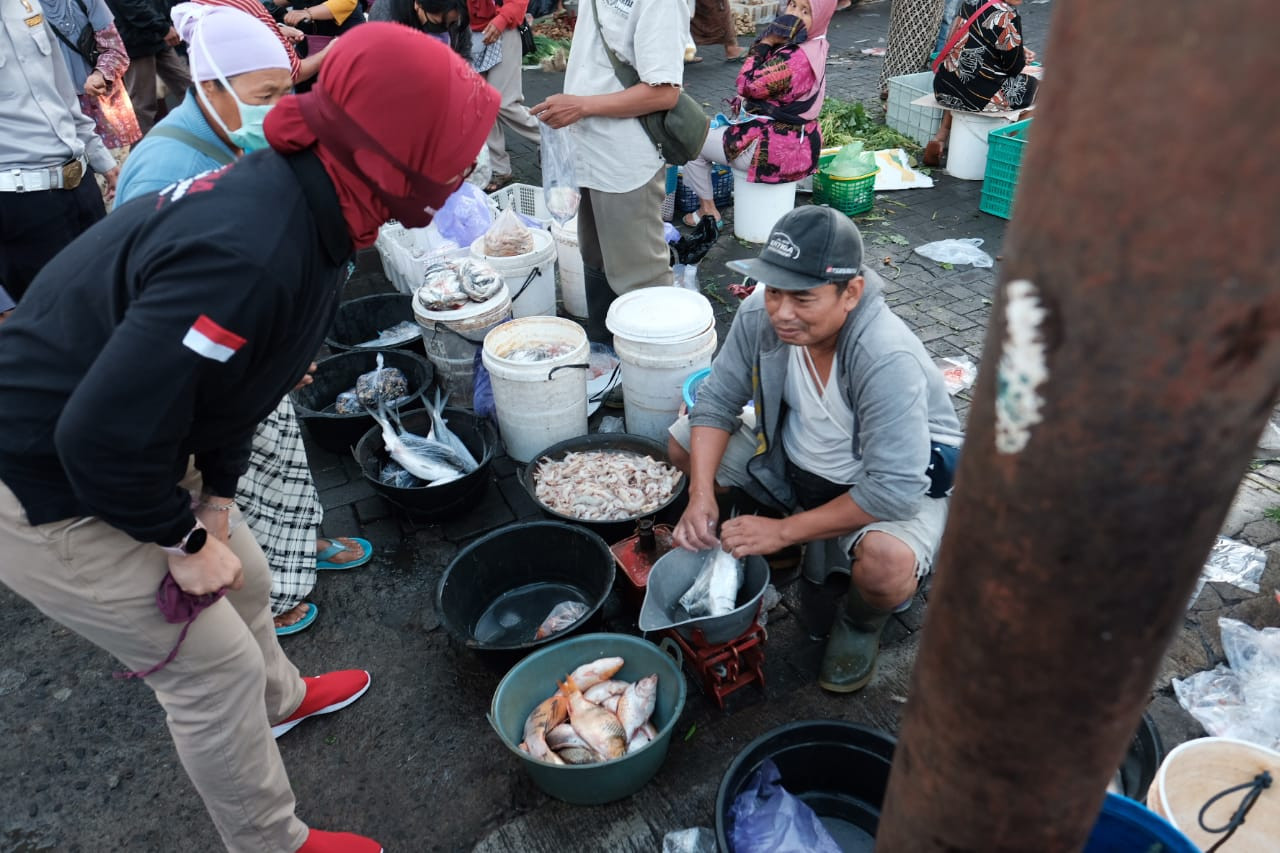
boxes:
[488,632,687,805]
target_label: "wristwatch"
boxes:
[160,522,209,557]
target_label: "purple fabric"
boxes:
[115,573,225,680]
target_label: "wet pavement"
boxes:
[3,2,1279,851]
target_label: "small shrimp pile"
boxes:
[533,451,682,520]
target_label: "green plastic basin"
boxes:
[487,632,687,805]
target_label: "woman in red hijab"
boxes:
[0,23,498,853]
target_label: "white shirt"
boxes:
[0,0,114,173]
[563,0,689,193]
[782,344,862,484]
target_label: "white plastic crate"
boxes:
[886,71,943,147]
[487,182,552,230]
[730,0,779,25]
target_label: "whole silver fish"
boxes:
[369,403,468,486]
[425,388,479,472]
[679,545,743,618]
[615,674,658,740]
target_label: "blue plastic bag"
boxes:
[727,760,842,853]
[435,182,493,247]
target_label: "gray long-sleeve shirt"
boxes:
[690,268,965,521]
[0,0,115,174]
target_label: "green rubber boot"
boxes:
[817,588,892,693]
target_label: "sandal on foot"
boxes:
[484,173,514,193]
[275,602,318,637]
[923,140,945,168]
[682,212,722,229]
[317,537,373,571]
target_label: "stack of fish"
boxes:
[416,258,504,312]
[371,388,480,488]
[520,656,659,765]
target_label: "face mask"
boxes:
[194,20,281,154]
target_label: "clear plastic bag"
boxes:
[434,182,493,248]
[355,354,409,408]
[727,760,842,853]
[827,141,877,178]
[1172,618,1280,750]
[1190,536,1267,603]
[482,207,535,258]
[935,356,977,395]
[913,238,994,268]
[662,828,716,853]
[540,123,581,225]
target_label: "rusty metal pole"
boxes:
[876,2,1280,850]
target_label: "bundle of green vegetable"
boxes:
[528,35,571,65]
[818,98,919,153]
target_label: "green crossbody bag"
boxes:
[589,0,708,166]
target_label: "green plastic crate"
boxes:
[980,118,1034,220]
[812,153,878,217]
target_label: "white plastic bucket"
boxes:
[947,112,1007,181]
[551,216,586,320]
[732,170,798,243]
[414,283,512,409]
[481,317,589,462]
[606,288,717,442]
[470,229,558,319]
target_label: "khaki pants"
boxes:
[483,27,542,177]
[577,165,673,294]
[0,472,308,853]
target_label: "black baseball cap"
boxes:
[726,206,865,291]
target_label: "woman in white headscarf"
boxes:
[117,3,374,637]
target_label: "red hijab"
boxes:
[265,24,500,248]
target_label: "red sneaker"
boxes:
[272,670,371,739]
[296,828,382,853]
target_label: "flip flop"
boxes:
[725,51,747,63]
[316,536,373,571]
[682,212,723,230]
[484,173,514,193]
[275,602,318,637]
[685,55,704,64]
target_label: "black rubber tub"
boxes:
[716,721,896,853]
[325,293,424,355]
[1115,712,1164,800]
[436,521,616,668]
[353,408,495,521]
[518,433,687,541]
[291,350,433,453]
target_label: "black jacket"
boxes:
[0,150,351,546]
[104,0,172,58]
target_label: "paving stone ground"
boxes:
[2,2,1278,851]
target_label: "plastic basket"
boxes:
[675,165,734,216]
[797,146,842,194]
[488,182,552,230]
[730,1,779,25]
[886,71,943,147]
[812,153,877,217]
[979,118,1033,220]
[661,191,676,223]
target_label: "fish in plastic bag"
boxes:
[379,460,423,488]
[333,390,362,414]
[355,354,409,408]
[417,261,468,311]
[355,320,421,349]
[456,259,504,302]
[680,545,743,618]
[541,122,580,225]
[482,208,535,258]
[534,600,589,640]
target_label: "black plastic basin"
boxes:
[717,721,896,853]
[291,349,433,454]
[325,293,424,355]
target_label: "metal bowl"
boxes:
[518,433,687,537]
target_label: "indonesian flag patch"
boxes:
[183,314,247,363]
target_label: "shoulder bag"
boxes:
[589,0,708,166]
[931,0,999,73]
[48,0,101,70]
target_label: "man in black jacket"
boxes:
[106,0,191,133]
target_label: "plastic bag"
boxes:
[1172,618,1280,750]
[434,182,493,248]
[662,827,716,853]
[355,354,409,408]
[598,415,625,433]
[334,390,362,414]
[483,208,535,257]
[456,259,504,302]
[913,238,994,268]
[465,143,492,191]
[540,123,580,225]
[935,356,977,395]
[673,264,700,291]
[417,260,468,311]
[827,141,877,178]
[727,759,842,853]
[1190,536,1267,604]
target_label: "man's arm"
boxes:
[672,425,732,551]
[531,82,680,129]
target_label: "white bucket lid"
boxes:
[606,287,714,344]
